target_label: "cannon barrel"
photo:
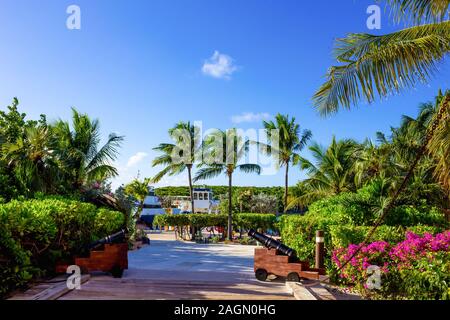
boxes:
[248,229,296,257]
[89,229,127,249]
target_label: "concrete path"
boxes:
[59,232,294,300]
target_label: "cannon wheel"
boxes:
[255,269,268,282]
[111,265,124,278]
[286,272,300,283]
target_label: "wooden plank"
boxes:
[33,274,90,300]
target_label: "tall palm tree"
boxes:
[313,0,449,115]
[152,121,202,214]
[262,114,312,212]
[194,129,261,240]
[52,108,123,190]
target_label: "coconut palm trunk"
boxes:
[187,164,195,214]
[284,160,289,212]
[227,168,233,241]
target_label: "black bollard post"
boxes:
[315,230,325,269]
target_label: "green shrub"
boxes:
[386,204,448,227]
[277,213,338,266]
[307,193,373,225]
[0,198,125,297]
[393,251,450,300]
[153,213,276,233]
[278,206,446,269]
[234,213,277,231]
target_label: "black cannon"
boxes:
[248,229,296,258]
[89,229,127,249]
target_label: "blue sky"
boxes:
[0,0,448,190]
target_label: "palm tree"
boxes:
[289,137,360,208]
[2,125,59,193]
[313,0,450,115]
[194,129,261,240]
[262,114,312,212]
[123,177,152,239]
[124,177,152,216]
[152,121,202,214]
[420,91,450,189]
[52,108,123,191]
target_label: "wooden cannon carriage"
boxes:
[56,230,128,278]
[249,229,326,282]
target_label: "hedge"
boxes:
[278,206,447,269]
[153,213,277,232]
[0,198,125,297]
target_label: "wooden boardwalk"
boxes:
[58,276,294,300]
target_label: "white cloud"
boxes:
[202,51,238,80]
[126,152,148,168]
[231,112,271,124]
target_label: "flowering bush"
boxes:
[332,231,450,300]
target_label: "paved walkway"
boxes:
[59,232,294,300]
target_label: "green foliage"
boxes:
[386,204,448,227]
[153,213,276,233]
[0,198,124,297]
[278,193,447,268]
[307,192,369,225]
[0,99,123,197]
[155,186,287,212]
[391,251,450,300]
[234,213,277,231]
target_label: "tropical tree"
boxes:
[0,98,44,198]
[152,121,201,214]
[313,0,450,115]
[424,91,450,189]
[289,137,360,208]
[194,129,261,240]
[312,0,450,195]
[2,125,59,194]
[123,177,152,238]
[52,108,123,191]
[262,114,312,212]
[124,177,152,216]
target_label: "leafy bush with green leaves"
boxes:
[153,213,276,233]
[278,193,447,268]
[385,204,447,227]
[0,198,125,297]
[306,193,371,226]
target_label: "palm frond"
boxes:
[193,166,224,182]
[237,163,261,175]
[85,133,124,172]
[383,0,450,24]
[313,22,450,115]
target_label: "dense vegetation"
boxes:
[0,197,124,297]
[0,98,123,200]
[0,100,126,297]
[156,186,287,212]
[153,213,276,240]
